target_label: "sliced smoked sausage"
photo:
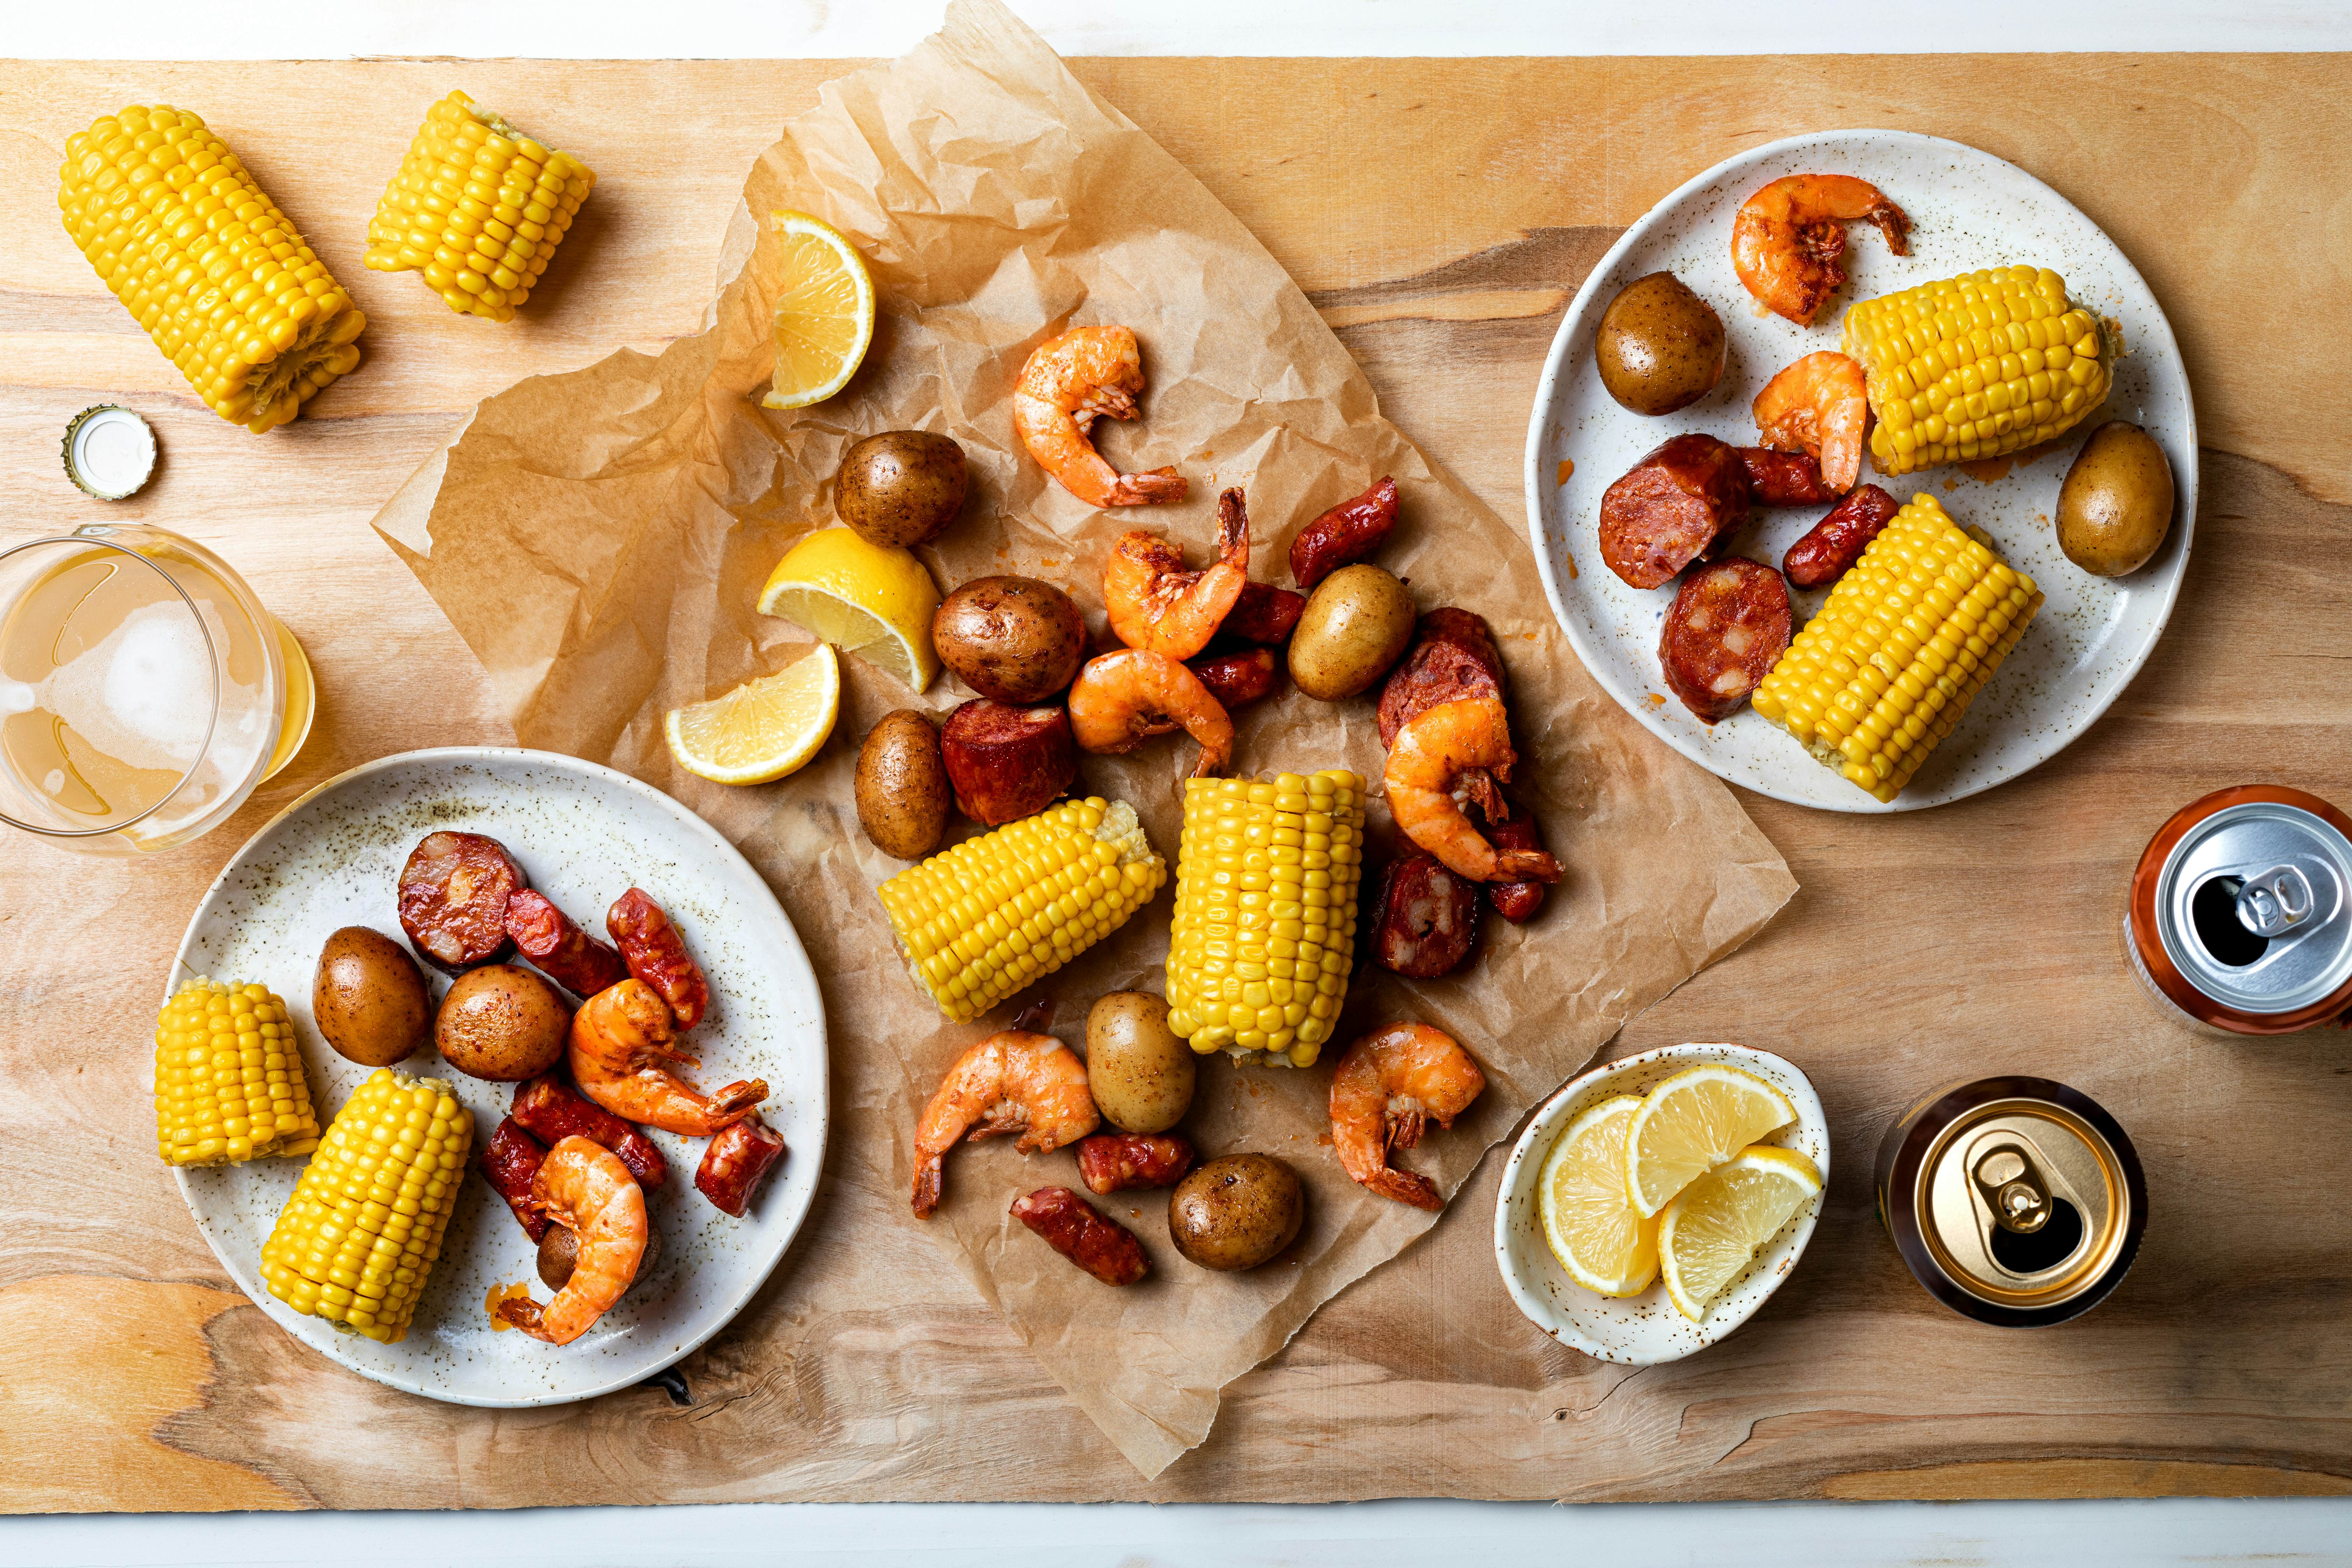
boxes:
[695,1115,786,1217]
[1737,447,1839,507]
[1783,483,1899,589]
[1658,558,1793,723]
[1376,608,1506,748]
[1186,647,1279,712]
[1290,476,1399,590]
[1076,1133,1197,1195]
[1011,1187,1149,1286]
[1598,433,1751,589]
[1486,816,1550,924]
[398,831,526,973]
[938,700,1077,826]
[504,889,629,999]
[1372,850,1480,978]
[1218,581,1306,645]
[607,889,711,1031]
[482,1116,550,1241]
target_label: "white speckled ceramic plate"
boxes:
[1525,129,2198,811]
[1493,1043,1827,1365]
[169,747,828,1407]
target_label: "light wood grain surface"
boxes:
[4,55,2350,1511]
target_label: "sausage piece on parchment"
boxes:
[1076,1133,1196,1195]
[1290,476,1400,590]
[1010,1186,1150,1286]
[1376,608,1507,748]
[1485,817,1552,924]
[1658,557,1793,723]
[1598,433,1752,590]
[939,700,1078,827]
[1371,850,1482,978]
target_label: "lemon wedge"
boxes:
[1538,1094,1658,1298]
[756,527,941,692]
[664,643,840,785]
[1623,1062,1797,1218]
[1657,1144,1823,1322]
[760,210,875,411]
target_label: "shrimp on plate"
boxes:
[496,1136,648,1345]
[1753,350,1871,493]
[912,1004,1099,1217]
[1103,487,1250,659]
[1384,698,1564,884]
[569,979,767,1137]
[1730,174,1910,327]
[1068,648,1234,777]
[1328,1022,1487,1210]
[1013,325,1189,509]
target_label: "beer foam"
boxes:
[43,601,214,774]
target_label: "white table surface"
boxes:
[11,3,2351,1563]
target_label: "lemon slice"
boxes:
[664,644,841,785]
[756,527,941,692]
[759,210,875,411]
[1537,1094,1658,1297]
[1657,1144,1823,1322]
[1623,1062,1797,1218]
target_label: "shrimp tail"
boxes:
[1214,487,1249,568]
[1387,1107,1428,1153]
[1109,467,1189,506]
[912,1154,945,1219]
[1495,849,1563,884]
[497,1297,547,1335]
[1863,201,1912,256]
[1365,1167,1443,1212]
[707,1079,769,1129]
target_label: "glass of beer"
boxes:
[0,524,314,856]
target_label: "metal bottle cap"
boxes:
[2152,799,2352,1017]
[1918,1097,2132,1312]
[61,405,157,500]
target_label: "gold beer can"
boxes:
[1874,1077,2147,1327]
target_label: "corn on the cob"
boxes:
[153,978,320,1167]
[258,1068,471,1344]
[877,797,1167,1022]
[57,106,366,434]
[365,91,594,323]
[1752,494,2042,803]
[1842,265,2109,477]
[1165,771,1365,1069]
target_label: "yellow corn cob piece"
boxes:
[152,978,320,1167]
[1843,265,2110,477]
[877,797,1168,1023]
[259,1068,471,1344]
[1753,495,2041,803]
[1165,771,1366,1069]
[57,106,366,434]
[365,90,595,323]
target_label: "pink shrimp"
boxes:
[495,1136,648,1346]
[1753,351,1870,493]
[568,979,767,1138]
[1328,1022,1486,1210]
[1383,698,1563,884]
[1013,325,1189,509]
[1730,174,1911,327]
[912,1008,1099,1218]
[1103,487,1251,659]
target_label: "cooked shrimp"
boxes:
[1754,350,1869,493]
[1104,488,1251,659]
[1068,648,1234,777]
[911,1011,1099,1218]
[1013,325,1189,509]
[568,979,767,1137]
[1328,1022,1487,1210]
[1730,174,1911,327]
[496,1136,648,1345]
[1384,698,1564,884]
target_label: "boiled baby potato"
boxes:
[2057,421,2174,577]
[1086,991,1195,1134]
[1168,1153,1304,1271]
[435,964,569,1082]
[1288,564,1415,701]
[312,926,433,1067]
[838,431,969,548]
[931,575,1086,703]
[1596,272,1727,416]
[856,709,952,860]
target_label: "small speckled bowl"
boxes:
[1525,128,2198,812]
[169,747,828,1407]
[1493,1043,1827,1365]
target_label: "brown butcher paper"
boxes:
[371,0,1795,1479]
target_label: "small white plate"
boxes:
[169,747,828,1407]
[1523,128,2198,812]
[1492,1043,1827,1365]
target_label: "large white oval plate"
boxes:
[1524,129,2198,812]
[170,747,828,1407]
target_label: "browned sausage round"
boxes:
[1219,581,1306,645]
[1290,476,1399,590]
[1011,1187,1149,1286]
[1598,434,1751,589]
[939,700,1077,826]
[1376,608,1506,748]
[1186,647,1279,713]
[1783,484,1899,589]
[1737,447,1839,507]
[1486,816,1550,923]
[696,1115,786,1217]
[398,831,526,973]
[1076,1133,1196,1194]
[1658,558,1793,723]
[1372,850,1480,978]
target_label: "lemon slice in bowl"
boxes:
[1623,1062,1797,1218]
[1537,1094,1658,1298]
[1657,1144,1823,1323]
[665,643,840,785]
[757,527,941,692]
[760,210,875,411]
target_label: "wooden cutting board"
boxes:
[4,54,2350,1510]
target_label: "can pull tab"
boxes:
[2236,864,2316,938]
[1970,1145,2050,1234]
